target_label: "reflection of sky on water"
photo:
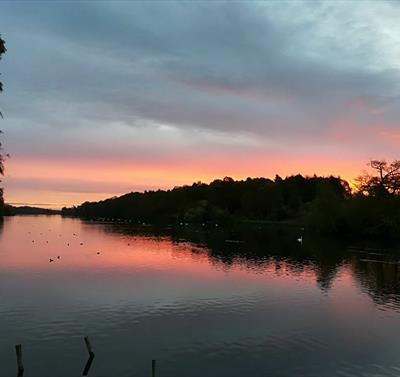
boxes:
[1,216,400,377]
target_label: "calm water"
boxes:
[1,216,400,377]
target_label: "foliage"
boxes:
[297,158,400,238]
[356,159,400,197]
[62,175,350,226]
[61,167,400,239]
[0,35,5,217]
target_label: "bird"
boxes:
[67,243,70,246]
[297,236,303,244]
[97,251,101,255]
[49,258,54,262]
[57,256,60,259]
[80,243,83,246]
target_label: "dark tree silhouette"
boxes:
[62,175,349,227]
[356,159,400,197]
[0,35,6,216]
[61,164,400,239]
[0,36,4,89]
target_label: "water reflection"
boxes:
[100,220,400,310]
[1,216,400,377]
[98,222,353,292]
[352,257,400,310]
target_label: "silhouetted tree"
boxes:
[0,35,6,216]
[63,175,350,227]
[356,159,400,197]
[0,36,4,91]
[61,166,400,239]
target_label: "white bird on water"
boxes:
[297,235,303,244]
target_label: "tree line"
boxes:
[62,174,350,224]
[61,159,400,238]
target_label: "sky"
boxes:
[1,0,400,209]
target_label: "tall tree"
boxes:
[356,159,400,197]
[0,35,6,216]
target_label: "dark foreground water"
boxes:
[1,216,400,377]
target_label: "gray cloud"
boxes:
[2,1,400,136]
[1,0,400,203]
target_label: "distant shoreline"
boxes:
[4,205,61,216]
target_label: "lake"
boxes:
[1,215,400,377]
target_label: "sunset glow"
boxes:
[1,1,400,208]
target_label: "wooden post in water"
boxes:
[82,336,95,376]
[84,336,94,358]
[15,344,24,377]
[152,359,156,377]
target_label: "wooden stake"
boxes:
[82,337,95,376]
[84,336,94,357]
[15,344,24,377]
[82,354,95,376]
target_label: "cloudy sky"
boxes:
[1,1,400,208]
